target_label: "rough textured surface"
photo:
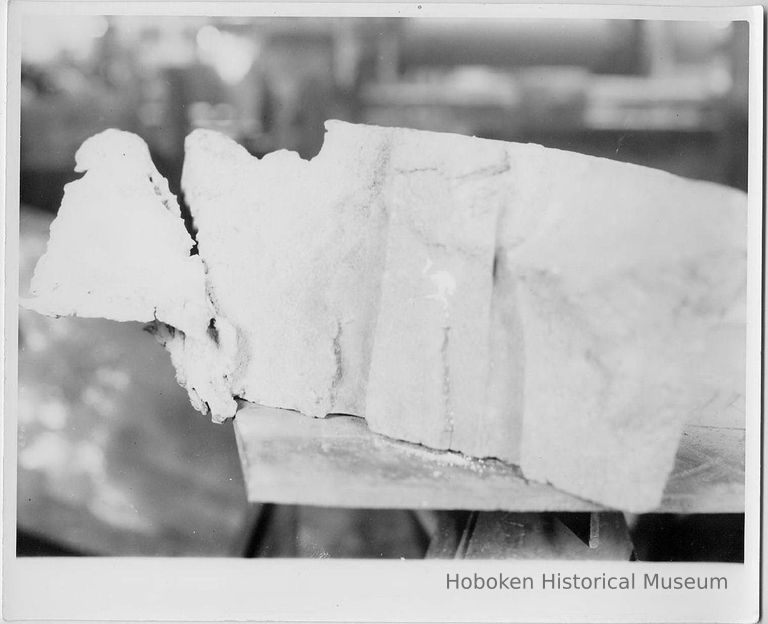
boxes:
[24,130,211,335]
[364,127,510,457]
[504,144,746,511]
[25,122,747,511]
[182,124,391,419]
[182,122,745,510]
[22,130,238,421]
[188,125,746,511]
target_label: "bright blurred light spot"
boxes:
[22,16,109,64]
[20,431,105,477]
[19,431,70,472]
[95,367,131,391]
[136,26,196,68]
[196,24,219,50]
[74,441,106,476]
[89,17,110,39]
[47,317,74,339]
[88,482,154,533]
[39,399,68,430]
[82,385,116,416]
[196,25,256,85]
[23,327,49,352]
[709,62,733,96]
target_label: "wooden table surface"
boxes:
[233,404,744,514]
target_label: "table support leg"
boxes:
[424,511,634,560]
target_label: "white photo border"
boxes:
[2,2,763,622]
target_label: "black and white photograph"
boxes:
[2,2,762,622]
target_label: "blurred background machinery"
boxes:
[20,16,749,209]
[17,16,748,558]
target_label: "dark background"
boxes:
[17,16,748,559]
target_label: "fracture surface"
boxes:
[182,124,392,419]
[23,130,239,420]
[364,127,511,458]
[24,130,210,334]
[502,144,747,511]
[24,122,748,512]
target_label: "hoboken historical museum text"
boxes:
[445,572,728,591]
